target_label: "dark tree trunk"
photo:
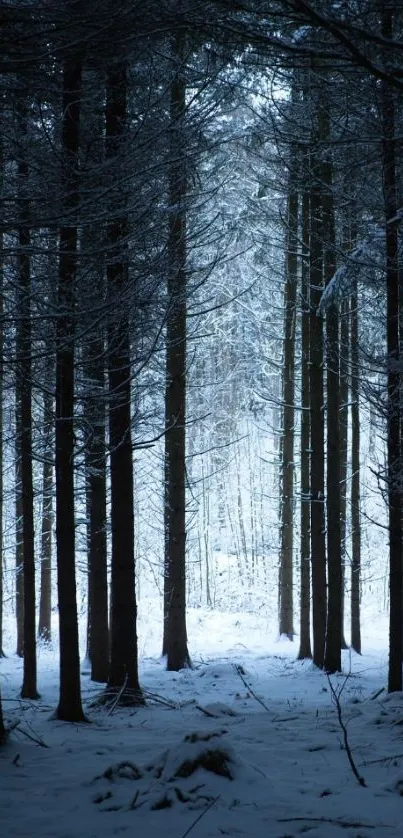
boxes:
[106,64,143,703]
[309,139,326,670]
[0,118,4,658]
[38,386,53,643]
[279,150,298,641]
[0,682,4,744]
[162,34,191,671]
[17,103,39,699]
[298,188,312,661]
[350,283,361,654]
[15,423,24,658]
[322,112,342,675]
[85,336,109,683]
[55,58,86,722]
[381,11,402,693]
[339,300,349,651]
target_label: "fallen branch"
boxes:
[233,664,270,713]
[327,673,367,788]
[277,816,378,829]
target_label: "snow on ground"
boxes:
[1,603,403,838]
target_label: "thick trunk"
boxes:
[55,58,85,722]
[382,11,402,693]
[279,154,298,641]
[0,120,4,658]
[38,387,53,643]
[298,188,312,660]
[106,64,143,702]
[162,34,191,671]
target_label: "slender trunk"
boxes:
[298,188,312,660]
[17,102,39,699]
[106,64,143,702]
[38,386,53,643]
[309,136,326,669]
[85,336,109,683]
[279,152,298,640]
[339,301,349,650]
[162,34,191,671]
[323,109,342,674]
[55,58,85,721]
[0,682,4,744]
[381,10,402,693]
[350,282,361,653]
[15,415,24,657]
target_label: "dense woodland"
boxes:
[0,0,402,739]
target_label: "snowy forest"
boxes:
[1,2,403,836]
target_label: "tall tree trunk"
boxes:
[162,34,191,671]
[38,386,53,643]
[0,116,4,658]
[55,58,86,721]
[339,300,349,651]
[309,134,326,670]
[0,682,4,744]
[350,281,361,654]
[298,188,312,660]
[279,150,298,641]
[17,101,39,699]
[322,107,342,674]
[381,10,402,693]
[15,401,24,657]
[106,64,143,703]
[85,336,109,683]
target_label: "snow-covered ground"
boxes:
[1,602,403,838]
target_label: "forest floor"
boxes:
[1,601,403,838]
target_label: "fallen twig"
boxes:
[179,796,219,838]
[107,675,129,716]
[14,722,49,748]
[233,664,270,713]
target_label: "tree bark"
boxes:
[339,300,349,651]
[162,33,191,671]
[55,57,86,721]
[106,63,143,702]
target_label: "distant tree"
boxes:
[38,382,53,644]
[278,128,298,641]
